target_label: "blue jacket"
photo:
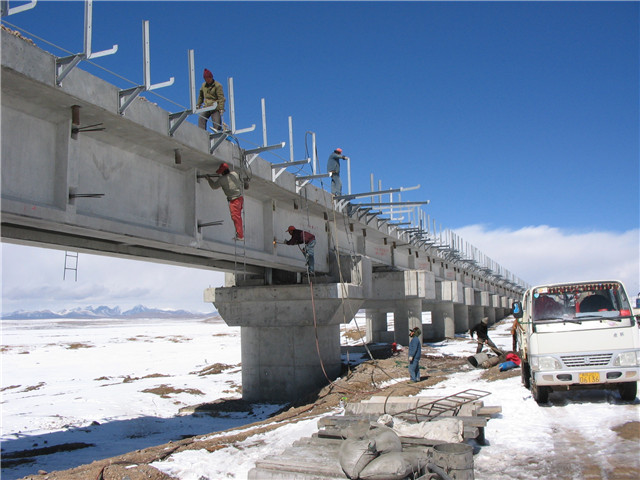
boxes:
[408,336,421,360]
[327,152,346,175]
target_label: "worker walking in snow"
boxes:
[326,147,349,196]
[284,226,316,274]
[408,327,422,382]
[469,317,503,355]
[206,162,244,240]
[197,68,225,131]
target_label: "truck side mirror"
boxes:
[511,301,523,319]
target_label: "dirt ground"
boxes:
[16,348,640,480]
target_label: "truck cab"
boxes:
[512,280,640,404]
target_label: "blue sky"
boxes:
[1,1,638,312]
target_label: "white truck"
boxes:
[512,280,640,404]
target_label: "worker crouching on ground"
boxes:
[408,327,422,382]
[284,226,316,274]
[469,317,503,355]
[206,162,244,240]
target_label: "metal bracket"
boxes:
[169,49,216,136]
[227,77,256,135]
[356,201,431,207]
[364,212,381,225]
[1,0,37,16]
[246,142,286,157]
[197,220,224,233]
[209,132,228,154]
[68,193,105,199]
[377,218,390,229]
[295,173,330,193]
[271,158,309,182]
[118,20,174,114]
[56,0,118,85]
[70,105,104,139]
[196,173,220,181]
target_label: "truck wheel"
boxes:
[531,377,549,404]
[619,382,637,401]
[521,362,531,390]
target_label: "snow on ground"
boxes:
[2,316,639,479]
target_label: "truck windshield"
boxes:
[532,282,633,324]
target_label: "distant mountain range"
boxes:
[1,305,217,320]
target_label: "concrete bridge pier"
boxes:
[469,305,485,331]
[365,309,388,343]
[431,302,455,340]
[453,303,469,334]
[205,283,364,402]
[393,298,423,346]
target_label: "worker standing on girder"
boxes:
[284,226,316,274]
[197,68,225,131]
[206,163,244,240]
[326,147,349,196]
[408,327,422,382]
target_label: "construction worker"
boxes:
[408,327,422,382]
[469,317,503,355]
[284,226,316,274]
[326,148,349,196]
[206,163,243,240]
[197,68,225,131]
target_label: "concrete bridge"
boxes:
[1,25,527,402]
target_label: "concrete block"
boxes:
[441,281,464,303]
[464,287,475,306]
[1,29,55,85]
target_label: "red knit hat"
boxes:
[203,68,213,80]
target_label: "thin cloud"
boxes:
[455,224,640,294]
[3,226,639,312]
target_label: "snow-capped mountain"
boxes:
[1,305,215,319]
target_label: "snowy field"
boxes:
[1,315,639,479]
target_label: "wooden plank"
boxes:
[254,455,345,477]
[477,406,502,416]
[249,466,347,480]
[293,436,343,448]
[319,415,487,429]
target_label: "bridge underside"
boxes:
[2,28,524,404]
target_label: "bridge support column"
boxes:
[469,305,484,330]
[393,299,422,346]
[205,283,364,403]
[453,304,469,334]
[431,303,455,340]
[366,309,388,343]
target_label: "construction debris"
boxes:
[248,390,501,479]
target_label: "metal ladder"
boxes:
[386,388,491,422]
[63,251,79,281]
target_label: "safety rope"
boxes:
[294,157,429,398]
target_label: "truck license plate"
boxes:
[579,372,600,384]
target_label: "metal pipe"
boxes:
[229,77,236,133]
[288,116,294,162]
[311,131,317,174]
[261,98,267,146]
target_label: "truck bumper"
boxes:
[533,368,639,387]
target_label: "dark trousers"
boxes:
[409,357,420,382]
[331,173,342,196]
[476,337,502,355]
[199,110,222,131]
[302,239,316,273]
